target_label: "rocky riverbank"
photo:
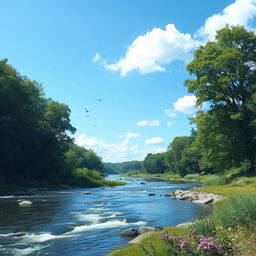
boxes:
[165,189,224,205]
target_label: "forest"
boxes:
[0,59,119,187]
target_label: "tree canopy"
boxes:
[185,26,256,174]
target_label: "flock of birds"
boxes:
[85,98,103,117]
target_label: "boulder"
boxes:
[129,232,155,244]
[120,228,138,237]
[139,226,163,235]
[18,200,32,206]
[193,197,214,204]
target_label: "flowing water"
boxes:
[0,176,211,256]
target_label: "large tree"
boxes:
[185,26,256,174]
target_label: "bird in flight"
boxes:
[96,98,103,102]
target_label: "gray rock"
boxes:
[129,232,155,244]
[120,228,138,237]
[193,197,214,204]
[139,226,163,235]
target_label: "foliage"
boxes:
[203,176,227,186]
[0,59,108,188]
[104,161,143,174]
[165,134,201,176]
[143,153,168,174]
[0,59,75,183]
[185,26,256,175]
[214,195,256,228]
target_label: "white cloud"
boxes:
[103,24,199,75]
[93,52,101,63]
[136,120,160,127]
[165,109,176,118]
[173,95,197,114]
[95,0,256,76]
[119,132,141,139]
[75,134,143,162]
[197,0,256,41]
[145,137,165,145]
[167,121,173,127]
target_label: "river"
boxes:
[0,176,211,256]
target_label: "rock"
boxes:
[129,232,155,244]
[148,193,156,196]
[164,192,175,197]
[193,197,214,204]
[120,228,138,237]
[18,200,32,206]
[81,191,91,194]
[140,182,145,185]
[167,189,224,205]
[139,226,163,235]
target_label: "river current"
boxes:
[0,176,211,256]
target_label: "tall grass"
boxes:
[214,195,256,228]
[203,176,227,186]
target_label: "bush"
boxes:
[214,195,256,228]
[203,176,227,186]
[184,174,200,179]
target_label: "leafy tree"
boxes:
[143,153,168,174]
[185,26,256,174]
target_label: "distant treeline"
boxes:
[0,59,110,187]
[104,161,143,174]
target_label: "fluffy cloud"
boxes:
[197,0,256,41]
[136,120,160,127]
[95,0,256,75]
[145,137,165,145]
[119,132,141,139]
[103,24,199,75]
[75,134,141,162]
[173,95,197,114]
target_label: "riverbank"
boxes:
[108,178,256,256]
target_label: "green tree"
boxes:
[185,26,256,174]
[143,153,168,174]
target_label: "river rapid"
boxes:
[0,176,211,256]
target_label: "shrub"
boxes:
[184,174,200,179]
[203,176,227,186]
[214,195,256,228]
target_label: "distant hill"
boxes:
[104,161,143,174]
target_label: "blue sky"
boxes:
[1,0,256,162]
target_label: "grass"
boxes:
[214,195,256,228]
[193,184,256,196]
[108,227,187,256]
